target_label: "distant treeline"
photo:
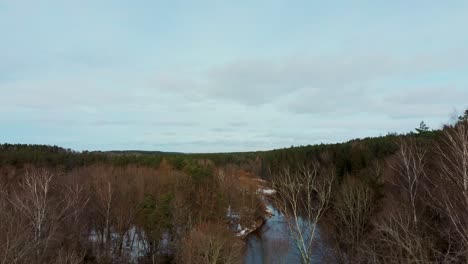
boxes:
[0,143,262,170]
[0,121,437,173]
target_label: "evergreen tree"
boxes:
[415,121,430,133]
[458,109,468,122]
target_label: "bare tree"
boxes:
[392,138,427,225]
[272,163,334,264]
[52,250,85,264]
[0,181,30,264]
[15,170,53,248]
[433,120,468,258]
[375,208,431,264]
[92,178,114,259]
[332,176,374,262]
[438,120,468,196]
[177,222,243,264]
[366,139,432,263]
[6,169,88,263]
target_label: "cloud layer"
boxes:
[1,0,468,152]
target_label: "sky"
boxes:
[1,0,468,152]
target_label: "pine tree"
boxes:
[458,109,468,122]
[415,121,430,134]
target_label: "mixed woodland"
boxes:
[1,110,468,263]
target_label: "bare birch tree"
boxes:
[433,119,468,258]
[366,139,432,263]
[12,170,54,261]
[272,163,334,264]
[8,169,88,263]
[392,138,427,225]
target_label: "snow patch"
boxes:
[257,188,276,195]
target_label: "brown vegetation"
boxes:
[0,159,263,263]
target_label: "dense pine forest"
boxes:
[1,110,468,263]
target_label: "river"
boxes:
[244,204,325,264]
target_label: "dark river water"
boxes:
[244,205,325,264]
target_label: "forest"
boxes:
[1,110,468,263]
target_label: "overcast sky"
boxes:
[1,0,468,152]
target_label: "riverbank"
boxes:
[228,173,276,238]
